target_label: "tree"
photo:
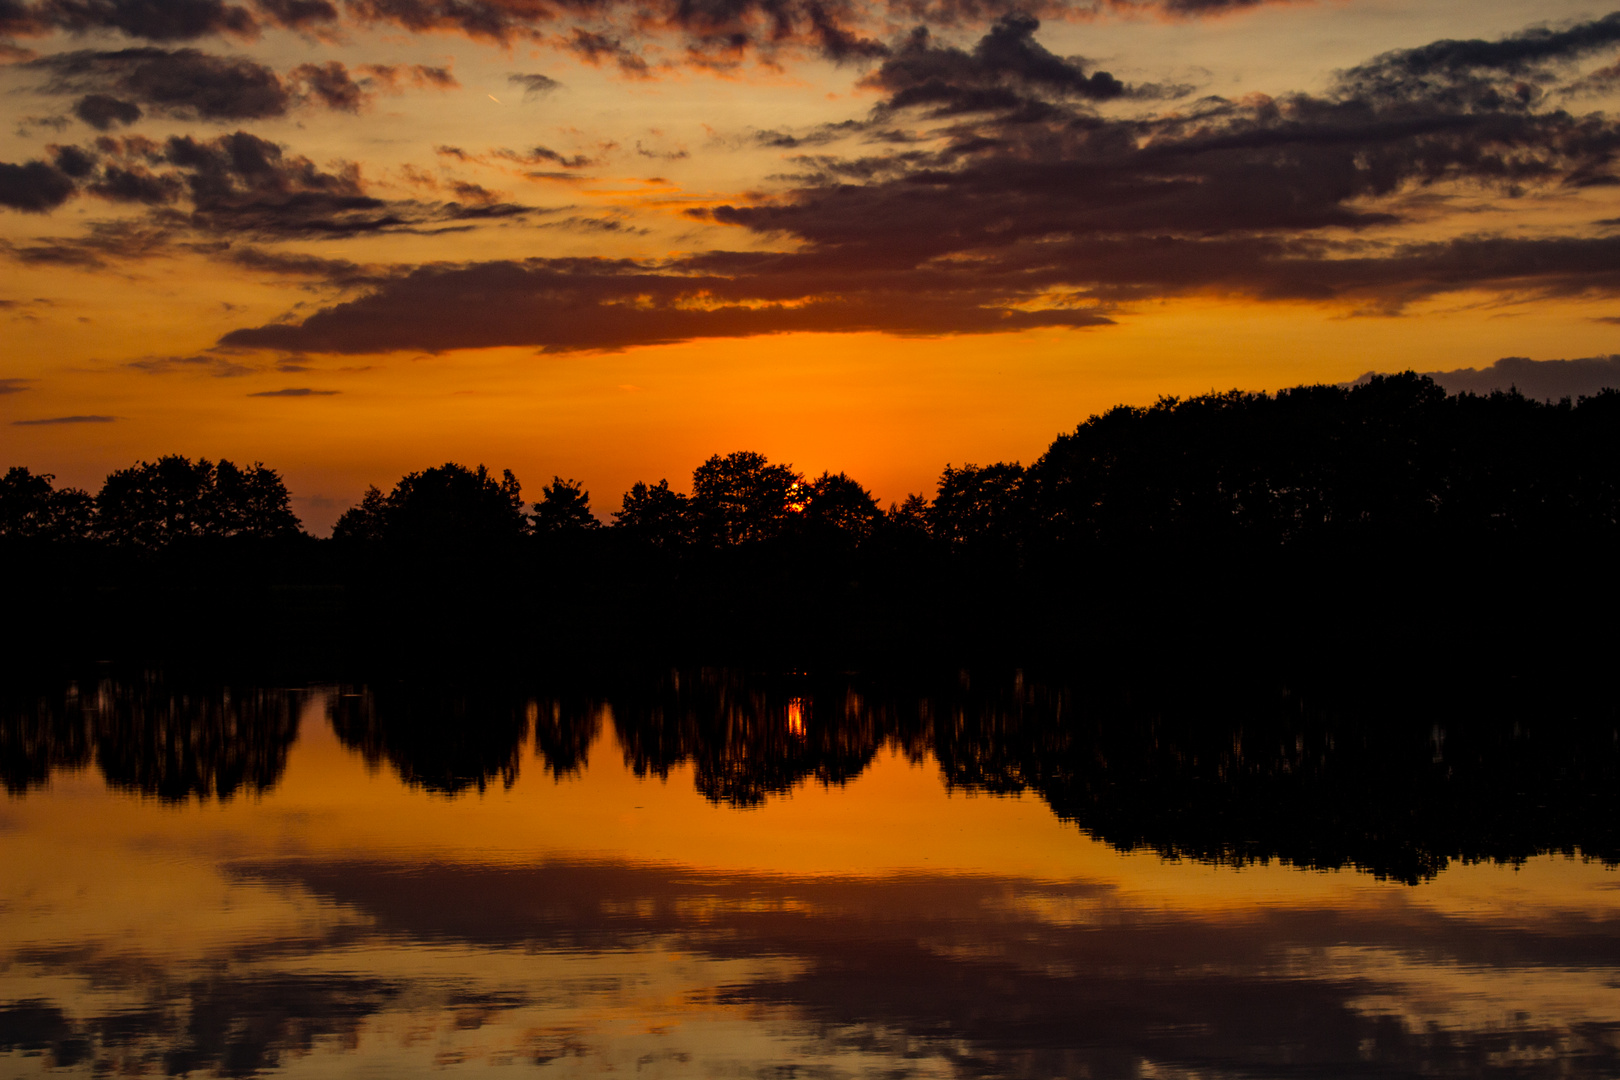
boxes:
[886,492,931,535]
[804,471,882,542]
[94,456,303,547]
[532,477,600,534]
[0,467,94,541]
[929,462,1027,547]
[330,463,525,548]
[613,479,690,546]
[331,486,387,543]
[690,451,803,545]
[209,460,303,539]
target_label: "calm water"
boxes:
[3,671,1619,1078]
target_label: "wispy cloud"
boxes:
[13,414,117,425]
[248,387,340,396]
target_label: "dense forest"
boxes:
[4,374,1619,669]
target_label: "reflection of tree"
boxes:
[0,688,94,794]
[531,696,603,779]
[0,678,299,801]
[95,681,300,802]
[927,675,1620,883]
[330,685,530,795]
[608,670,924,806]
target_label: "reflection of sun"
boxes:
[787,698,806,737]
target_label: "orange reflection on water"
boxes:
[5,684,1620,1079]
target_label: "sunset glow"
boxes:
[5,0,1619,526]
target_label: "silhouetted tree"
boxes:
[532,477,600,534]
[331,463,525,549]
[928,462,1027,547]
[331,485,388,543]
[612,479,690,546]
[0,467,94,540]
[805,471,882,542]
[208,459,303,538]
[691,451,804,545]
[93,456,302,547]
[886,492,930,534]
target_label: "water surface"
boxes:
[3,673,1618,1077]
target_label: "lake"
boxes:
[3,668,1618,1078]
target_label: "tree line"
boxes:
[7,374,1619,552]
[2,455,300,545]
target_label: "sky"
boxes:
[3,0,1620,531]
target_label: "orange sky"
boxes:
[4,0,1620,530]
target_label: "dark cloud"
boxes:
[27,0,260,41]
[153,130,536,238]
[497,145,594,168]
[864,14,1129,119]
[1349,11,1620,82]
[562,29,649,76]
[0,378,33,393]
[72,93,142,129]
[507,71,559,97]
[248,386,338,395]
[220,256,1111,353]
[0,0,1315,63]
[86,162,183,202]
[47,142,98,177]
[290,59,365,110]
[12,414,117,424]
[358,62,457,90]
[0,0,347,42]
[0,217,173,265]
[30,48,292,121]
[217,244,377,284]
[28,49,433,124]
[1352,355,1620,402]
[0,159,76,212]
[251,0,339,29]
[1,131,538,247]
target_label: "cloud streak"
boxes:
[12,413,117,424]
[212,13,1620,354]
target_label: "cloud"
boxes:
[220,256,1112,353]
[0,377,33,393]
[29,48,292,121]
[1350,355,1620,401]
[289,59,365,110]
[13,0,260,41]
[12,414,117,424]
[25,49,442,124]
[71,93,142,129]
[247,386,339,395]
[561,29,650,76]
[0,159,76,212]
[2,128,540,243]
[863,14,1132,119]
[507,71,560,97]
[129,353,254,376]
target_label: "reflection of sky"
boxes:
[4,692,1620,1076]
